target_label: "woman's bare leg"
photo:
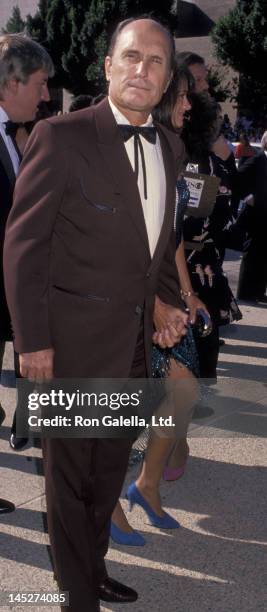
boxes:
[111,361,198,527]
[112,499,133,532]
[135,360,198,515]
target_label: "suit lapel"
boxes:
[93,99,150,253]
[0,134,16,188]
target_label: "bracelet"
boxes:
[180,289,198,298]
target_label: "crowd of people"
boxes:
[0,18,266,612]
[221,111,266,145]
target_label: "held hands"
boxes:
[153,296,189,349]
[19,348,54,382]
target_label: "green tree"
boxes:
[211,0,267,120]
[26,0,177,95]
[208,66,233,104]
[46,0,92,92]
[3,6,26,33]
[26,0,49,43]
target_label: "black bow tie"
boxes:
[118,124,157,144]
[4,120,23,162]
[4,120,21,138]
[118,124,157,200]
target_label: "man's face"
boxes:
[105,20,172,124]
[189,62,209,93]
[8,69,50,122]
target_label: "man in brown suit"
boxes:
[4,18,186,611]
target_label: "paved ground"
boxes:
[0,250,266,612]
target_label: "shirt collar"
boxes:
[108,97,153,127]
[0,106,10,124]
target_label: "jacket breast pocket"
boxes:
[53,285,110,302]
[79,178,117,214]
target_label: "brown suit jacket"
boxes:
[4,98,184,377]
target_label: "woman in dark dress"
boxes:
[111,71,242,546]
[111,67,208,546]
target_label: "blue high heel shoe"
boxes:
[110,522,146,546]
[126,482,180,529]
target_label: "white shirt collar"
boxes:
[108,97,153,127]
[0,104,20,176]
[0,105,10,124]
[107,98,165,258]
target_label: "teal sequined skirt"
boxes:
[152,326,199,378]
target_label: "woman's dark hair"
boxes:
[154,65,221,160]
[182,92,221,160]
[153,65,194,130]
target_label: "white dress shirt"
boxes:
[109,98,166,257]
[0,106,20,176]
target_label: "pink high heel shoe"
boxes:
[163,463,187,481]
[163,447,189,481]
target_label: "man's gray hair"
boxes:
[261,131,267,150]
[0,33,54,97]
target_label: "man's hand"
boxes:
[153,297,189,348]
[19,349,54,382]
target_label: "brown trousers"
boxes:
[42,326,146,612]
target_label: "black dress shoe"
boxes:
[98,577,138,603]
[10,410,29,451]
[10,432,28,451]
[0,404,6,426]
[0,498,15,514]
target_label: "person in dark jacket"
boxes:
[0,34,53,506]
[236,131,267,302]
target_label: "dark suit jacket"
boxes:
[235,151,267,234]
[4,98,184,377]
[235,150,267,295]
[0,134,16,340]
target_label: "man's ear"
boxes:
[105,56,112,82]
[163,70,173,94]
[5,78,19,96]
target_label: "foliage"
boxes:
[212,0,267,80]
[26,0,50,44]
[207,66,234,103]
[211,0,267,118]
[3,6,26,33]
